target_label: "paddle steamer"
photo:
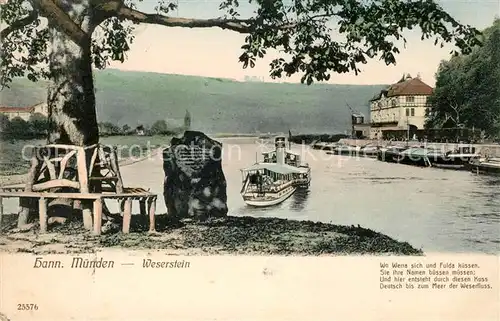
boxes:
[240,136,311,207]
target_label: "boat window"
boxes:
[249,173,258,184]
[410,108,415,116]
[405,108,410,116]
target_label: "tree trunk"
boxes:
[46,2,98,146]
[18,1,99,227]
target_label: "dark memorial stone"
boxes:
[162,131,228,220]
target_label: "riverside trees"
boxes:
[425,18,500,139]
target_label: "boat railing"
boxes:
[245,179,294,193]
[240,175,250,194]
[294,178,309,185]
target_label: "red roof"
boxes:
[370,74,433,101]
[0,106,35,113]
[387,77,433,97]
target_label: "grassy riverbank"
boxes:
[0,215,422,255]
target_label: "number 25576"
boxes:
[17,304,38,311]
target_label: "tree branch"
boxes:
[0,11,38,39]
[98,0,255,33]
[449,102,461,124]
[31,0,90,46]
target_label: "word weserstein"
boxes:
[71,257,115,268]
[142,259,190,268]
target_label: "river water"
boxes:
[220,138,500,254]
[3,137,499,254]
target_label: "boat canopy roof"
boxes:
[400,147,443,156]
[241,163,305,174]
[262,150,301,156]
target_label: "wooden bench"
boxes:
[0,143,158,235]
[0,187,157,234]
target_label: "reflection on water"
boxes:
[224,139,500,254]
[290,189,310,212]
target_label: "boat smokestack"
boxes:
[275,136,286,165]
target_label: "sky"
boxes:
[108,0,500,86]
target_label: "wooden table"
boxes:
[0,187,157,235]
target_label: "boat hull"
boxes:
[469,161,500,175]
[396,154,431,167]
[332,148,360,156]
[377,149,405,163]
[243,186,296,207]
[359,149,379,158]
[397,153,478,169]
[394,147,445,167]
[430,155,479,170]
[312,143,335,150]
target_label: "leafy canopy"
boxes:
[426,19,500,137]
[1,0,483,87]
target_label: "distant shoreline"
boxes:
[0,132,342,185]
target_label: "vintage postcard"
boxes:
[0,0,499,320]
